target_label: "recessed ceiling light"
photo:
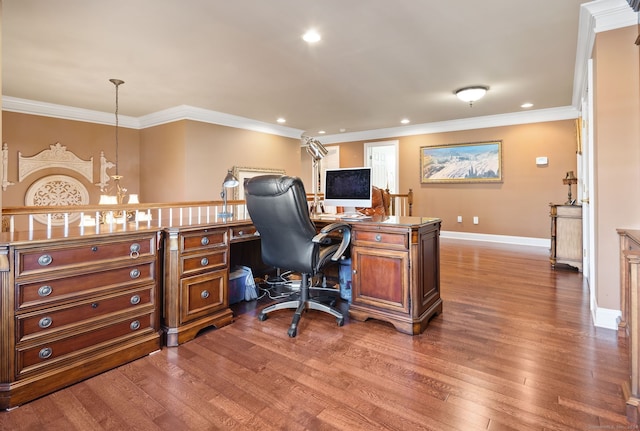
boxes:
[277,117,286,123]
[302,29,321,43]
[401,118,410,124]
[318,130,326,134]
[521,103,534,108]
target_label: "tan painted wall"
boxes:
[320,120,577,239]
[1,111,141,206]
[140,120,301,202]
[593,26,640,311]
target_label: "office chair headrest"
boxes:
[244,175,301,197]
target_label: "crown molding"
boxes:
[2,96,140,128]
[2,97,304,139]
[137,105,304,139]
[572,0,639,106]
[316,106,579,144]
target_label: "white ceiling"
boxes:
[0,0,616,139]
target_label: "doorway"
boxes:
[364,140,399,193]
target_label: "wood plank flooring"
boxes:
[0,239,631,430]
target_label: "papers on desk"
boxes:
[314,212,372,221]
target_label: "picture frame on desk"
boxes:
[420,140,502,184]
[231,166,286,200]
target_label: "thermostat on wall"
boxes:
[536,156,548,166]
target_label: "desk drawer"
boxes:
[17,286,153,341]
[180,270,226,323]
[180,229,227,253]
[230,225,259,242]
[16,236,155,277]
[16,261,156,310]
[180,250,227,276]
[352,228,408,250]
[17,311,154,375]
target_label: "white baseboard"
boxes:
[591,296,621,331]
[440,231,550,248]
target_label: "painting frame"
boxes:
[231,166,286,200]
[420,140,503,184]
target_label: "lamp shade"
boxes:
[455,86,489,103]
[222,170,239,188]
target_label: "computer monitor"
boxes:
[324,167,372,213]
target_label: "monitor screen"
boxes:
[324,167,372,210]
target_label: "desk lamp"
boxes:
[220,169,239,218]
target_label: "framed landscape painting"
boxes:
[420,141,502,184]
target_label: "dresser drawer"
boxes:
[180,270,226,323]
[16,236,155,277]
[17,311,155,376]
[180,249,227,276]
[352,228,408,250]
[17,286,154,341]
[16,261,156,310]
[180,229,226,253]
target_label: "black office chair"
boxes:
[244,174,351,337]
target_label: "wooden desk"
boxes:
[0,212,441,408]
[314,215,442,335]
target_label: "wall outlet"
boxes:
[457,215,462,223]
[473,216,479,225]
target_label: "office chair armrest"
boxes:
[313,222,351,261]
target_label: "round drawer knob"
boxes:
[201,257,209,266]
[130,269,141,279]
[91,246,98,252]
[38,254,52,266]
[201,237,210,246]
[38,285,53,297]
[130,243,141,259]
[375,234,382,242]
[39,347,53,360]
[130,295,141,305]
[91,302,99,309]
[38,317,53,329]
[130,320,140,330]
[201,290,210,299]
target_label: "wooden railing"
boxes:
[1,200,248,234]
[388,189,413,216]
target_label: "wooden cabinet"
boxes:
[348,218,442,335]
[0,230,162,409]
[163,226,233,346]
[617,229,640,424]
[549,204,583,271]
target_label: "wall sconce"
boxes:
[563,171,578,205]
[455,86,489,106]
[220,169,239,218]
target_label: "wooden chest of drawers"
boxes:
[0,230,162,409]
[163,226,234,346]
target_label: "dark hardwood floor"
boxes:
[0,239,631,430]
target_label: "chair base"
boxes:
[258,276,345,337]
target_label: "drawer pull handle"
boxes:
[38,285,53,297]
[375,234,382,242]
[38,317,53,329]
[201,290,210,299]
[201,237,210,246]
[38,254,52,266]
[91,246,98,252]
[201,257,209,266]
[130,295,141,305]
[130,320,140,330]
[130,269,141,279]
[91,302,99,309]
[130,243,140,259]
[39,347,53,360]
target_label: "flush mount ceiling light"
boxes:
[455,86,489,106]
[302,29,321,43]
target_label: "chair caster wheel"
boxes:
[337,317,345,327]
[288,327,297,337]
[258,313,268,321]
